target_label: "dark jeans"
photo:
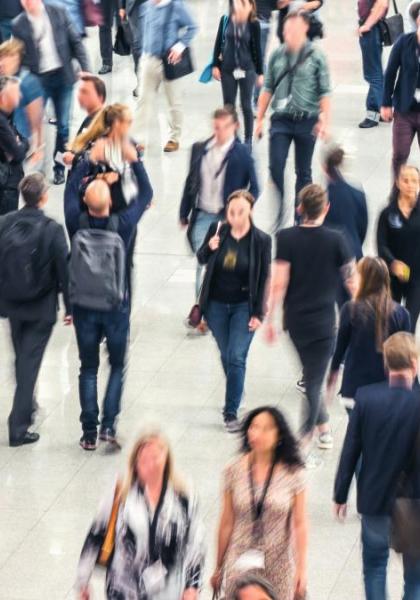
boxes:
[99,0,116,66]
[128,2,146,72]
[289,331,334,436]
[40,69,73,174]
[0,18,13,42]
[359,25,383,114]
[392,111,420,180]
[73,305,129,436]
[269,115,318,228]
[391,277,420,335]
[0,187,19,215]
[253,19,270,105]
[8,319,53,441]
[221,69,256,143]
[205,300,254,419]
[361,515,420,600]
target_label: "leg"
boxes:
[361,515,390,600]
[205,300,230,378]
[239,70,256,144]
[405,283,420,336]
[50,79,73,176]
[253,21,270,105]
[99,0,114,68]
[8,320,53,441]
[101,309,130,433]
[269,120,293,230]
[392,112,416,180]
[163,75,184,144]
[402,553,420,600]
[221,71,239,108]
[359,26,383,120]
[293,116,318,200]
[0,187,19,215]
[73,308,103,437]
[137,56,162,146]
[190,212,220,300]
[127,4,141,73]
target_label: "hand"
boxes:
[254,118,264,139]
[391,260,410,282]
[358,23,370,36]
[380,107,393,122]
[294,569,307,600]
[264,321,278,344]
[248,316,262,332]
[179,220,188,229]
[101,171,119,185]
[208,234,220,251]
[79,588,90,600]
[334,503,347,522]
[182,589,199,600]
[314,118,329,140]
[62,151,75,166]
[168,48,182,64]
[28,148,44,165]
[212,66,221,81]
[78,70,91,80]
[64,315,73,326]
[210,568,223,592]
[119,8,126,19]
[256,74,264,89]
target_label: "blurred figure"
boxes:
[119,0,147,95]
[0,76,29,215]
[253,0,277,109]
[197,191,271,432]
[76,431,205,599]
[212,0,263,148]
[328,257,411,416]
[0,173,71,447]
[211,407,307,599]
[234,574,278,600]
[12,0,90,185]
[0,39,44,157]
[334,332,420,600]
[377,165,420,334]
[137,0,198,153]
[381,7,420,179]
[277,0,324,43]
[255,11,331,229]
[179,105,259,315]
[406,1,420,31]
[0,0,21,41]
[51,0,86,36]
[265,184,355,451]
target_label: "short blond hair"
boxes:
[0,39,25,60]
[383,332,418,371]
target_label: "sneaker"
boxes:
[99,429,122,452]
[132,87,138,97]
[305,452,323,470]
[163,140,179,153]
[80,435,97,451]
[224,417,241,434]
[9,431,40,447]
[98,64,112,75]
[317,431,333,450]
[296,378,306,394]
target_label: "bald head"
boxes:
[84,179,112,217]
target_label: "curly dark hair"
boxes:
[240,406,304,468]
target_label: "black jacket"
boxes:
[334,380,420,515]
[12,4,90,85]
[197,222,272,320]
[383,33,419,114]
[0,109,29,188]
[212,16,263,74]
[0,208,71,323]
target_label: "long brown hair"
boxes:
[353,257,394,352]
[229,0,257,22]
[69,103,129,153]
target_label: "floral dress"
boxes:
[223,455,306,600]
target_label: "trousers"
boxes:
[359,25,383,115]
[392,111,420,180]
[221,69,256,143]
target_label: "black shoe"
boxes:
[133,87,139,97]
[48,118,57,126]
[98,64,112,75]
[80,434,97,451]
[99,428,122,452]
[9,431,40,447]
[358,118,379,129]
[53,171,65,185]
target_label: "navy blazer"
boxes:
[334,380,420,515]
[382,33,419,113]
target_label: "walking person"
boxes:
[197,190,271,432]
[76,431,205,599]
[210,407,307,599]
[0,173,71,447]
[334,332,420,600]
[179,105,259,322]
[255,10,331,229]
[265,184,355,451]
[137,0,198,153]
[212,0,263,149]
[119,0,147,95]
[12,0,90,185]
[381,7,420,178]
[377,164,420,334]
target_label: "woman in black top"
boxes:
[377,164,420,333]
[197,190,271,432]
[212,0,263,148]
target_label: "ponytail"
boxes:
[69,103,129,154]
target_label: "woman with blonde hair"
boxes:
[76,431,205,600]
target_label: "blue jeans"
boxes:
[40,69,73,174]
[191,210,220,300]
[0,18,13,41]
[359,25,383,114]
[362,515,420,600]
[73,306,130,436]
[205,301,254,419]
[253,19,271,105]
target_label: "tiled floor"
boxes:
[0,1,419,599]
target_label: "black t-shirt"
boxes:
[275,225,353,339]
[210,231,251,304]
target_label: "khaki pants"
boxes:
[137,54,183,145]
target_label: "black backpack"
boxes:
[0,214,55,302]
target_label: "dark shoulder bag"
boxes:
[162,1,194,81]
[378,0,404,46]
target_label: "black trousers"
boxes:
[99,0,116,66]
[221,69,256,143]
[8,319,53,441]
[391,277,420,334]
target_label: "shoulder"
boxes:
[224,455,245,479]
[276,225,296,241]
[12,12,28,31]
[283,465,306,495]
[253,226,271,245]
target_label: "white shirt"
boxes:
[198,136,235,214]
[28,7,62,74]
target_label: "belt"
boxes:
[271,110,316,123]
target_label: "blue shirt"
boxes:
[142,0,198,57]
[13,69,43,140]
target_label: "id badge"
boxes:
[142,560,168,595]
[233,68,246,80]
[415,88,420,103]
[276,95,291,111]
[235,549,265,572]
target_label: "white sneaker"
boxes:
[305,452,323,470]
[318,432,333,450]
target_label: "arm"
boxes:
[212,17,225,69]
[118,160,153,239]
[254,236,272,320]
[0,118,29,162]
[341,259,357,298]
[51,225,71,317]
[247,151,260,199]
[358,191,368,246]
[362,0,389,30]
[196,222,219,265]
[25,97,44,150]
[377,209,395,265]
[65,9,90,72]
[302,0,322,9]
[64,159,91,238]
[382,37,402,108]
[213,490,235,578]
[265,259,291,325]
[253,21,264,76]
[173,3,199,53]
[316,52,332,138]
[293,489,308,598]
[330,303,352,373]
[334,400,363,505]
[180,144,200,224]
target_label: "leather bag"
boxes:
[378,0,404,46]
[97,482,122,567]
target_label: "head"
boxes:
[395,165,420,201]
[0,39,25,77]
[409,2,420,29]
[283,11,310,51]
[0,76,21,113]
[234,574,278,600]
[77,75,106,114]
[70,103,131,153]
[83,179,112,217]
[323,144,345,181]
[298,184,329,222]
[212,105,239,145]
[19,172,48,208]
[20,0,43,16]
[229,0,257,22]
[383,332,418,379]
[241,406,304,467]
[226,190,255,230]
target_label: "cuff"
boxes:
[171,42,186,55]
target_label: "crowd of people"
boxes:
[0,0,420,599]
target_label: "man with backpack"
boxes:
[64,157,153,452]
[0,173,71,447]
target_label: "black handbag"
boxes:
[161,2,194,81]
[378,0,404,46]
[0,161,10,188]
[113,22,131,56]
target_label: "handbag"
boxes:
[378,0,404,46]
[161,2,194,81]
[0,161,10,188]
[199,15,229,83]
[113,22,131,56]
[97,482,122,568]
[82,0,104,27]
[187,303,203,328]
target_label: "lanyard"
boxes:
[147,477,168,563]
[248,458,275,538]
[233,22,245,68]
